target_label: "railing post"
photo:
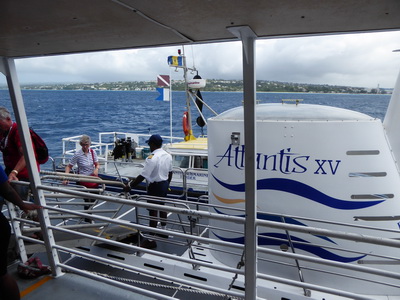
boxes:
[6,201,28,262]
[1,57,63,277]
[227,26,258,300]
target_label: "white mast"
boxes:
[168,47,197,141]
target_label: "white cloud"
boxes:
[254,31,400,88]
[1,30,400,88]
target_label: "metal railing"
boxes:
[5,177,400,299]
[51,155,207,199]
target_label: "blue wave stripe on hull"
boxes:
[212,175,384,210]
[214,207,337,244]
[213,232,365,263]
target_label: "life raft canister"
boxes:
[182,111,189,136]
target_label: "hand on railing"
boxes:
[19,202,41,214]
[123,184,131,193]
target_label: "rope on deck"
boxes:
[89,271,244,299]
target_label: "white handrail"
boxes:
[6,181,400,299]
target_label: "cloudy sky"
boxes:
[2,30,400,89]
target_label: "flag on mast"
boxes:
[167,56,183,67]
[156,87,170,101]
[156,75,171,101]
[157,75,170,87]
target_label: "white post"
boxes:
[7,201,28,262]
[227,26,258,300]
[169,67,173,143]
[1,57,63,277]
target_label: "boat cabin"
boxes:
[168,137,208,170]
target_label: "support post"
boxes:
[227,26,258,300]
[1,57,62,277]
[169,66,173,143]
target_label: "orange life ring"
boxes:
[182,111,189,136]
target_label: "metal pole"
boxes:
[182,47,195,141]
[1,57,63,276]
[169,66,173,143]
[227,26,258,300]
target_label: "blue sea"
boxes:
[0,89,391,159]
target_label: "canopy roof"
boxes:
[1,0,400,58]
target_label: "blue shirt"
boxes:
[0,165,7,184]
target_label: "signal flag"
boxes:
[157,75,170,87]
[167,56,183,67]
[156,87,170,101]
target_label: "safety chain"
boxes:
[225,250,245,299]
[81,270,244,299]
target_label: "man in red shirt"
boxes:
[0,107,39,200]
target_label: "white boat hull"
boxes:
[208,103,400,295]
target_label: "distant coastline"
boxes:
[1,79,391,94]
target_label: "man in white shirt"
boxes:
[125,134,172,248]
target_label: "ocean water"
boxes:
[0,89,391,158]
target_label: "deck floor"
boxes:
[13,266,153,300]
[11,251,230,300]
[10,227,227,300]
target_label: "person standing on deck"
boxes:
[0,107,40,203]
[63,135,100,183]
[0,165,41,300]
[124,134,173,249]
[63,135,99,223]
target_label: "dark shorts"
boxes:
[147,181,168,206]
[0,213,11,276]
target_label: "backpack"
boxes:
[30,128,49,164]
[17,256,51,279]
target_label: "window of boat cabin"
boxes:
[173,155,190,168]
[173,155,207,169]
[193,156,208,169]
